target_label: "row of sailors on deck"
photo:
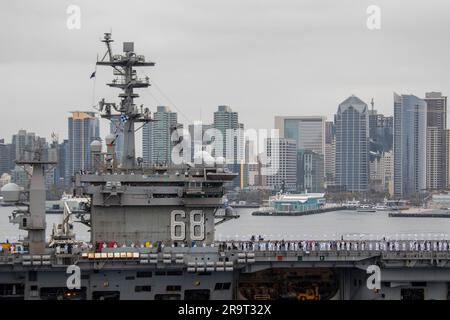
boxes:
[220,240,450,252]
[52,240,450,253]
[0,243,26,254]
[3,240,450,254]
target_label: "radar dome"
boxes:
[90,140,102,153]
[105,134,116,145]
[1,183,22,203]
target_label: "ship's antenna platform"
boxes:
[96,32,155,169]
[13,144,57,255]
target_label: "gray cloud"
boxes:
[1,0,450,155]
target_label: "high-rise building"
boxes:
[383,151,394,196]
[275,116,325,155]
[142,106,181,166]
[368,107,393,159]
[213,105,244,160]
[110,117,124,165]
[425,92,447,190]
[44,140,58,191]
[58,139,69,188]
[367,100,394,193]
[264,138,297,192]
[325,142,335,187]
[213,105,245,188]
[325,121,335,147]
[245,139,258,164]
[324,121,336,187]
[447,129,450,188]
[335,95,369,192]
[68,111,100,176]
[369,151,394,195]
[394,94,427,198]
[275,116,326,193]
[188,122,213,163]
[0,140,11,176]
[10,165,31,188]
[11,130,38,162]
[247,162,261,187]
[46,141,58,163]
[297,149,324,193]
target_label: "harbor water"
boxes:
[1,206,450,243]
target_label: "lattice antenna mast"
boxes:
[96,33,154,169]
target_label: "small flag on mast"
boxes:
[90,71,96,79]
[120,115,129,123]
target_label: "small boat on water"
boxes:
[374,204,389,211]
[345,200,360,208]
[356,205,376,213]
[252,207,276,215]
[385,199,410,210]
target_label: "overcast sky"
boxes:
[2,0,450,152]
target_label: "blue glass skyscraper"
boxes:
[335,95,369,192]
[393,93,427,198]
[68,111,100,176]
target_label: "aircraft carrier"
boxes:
[2,33,450,300]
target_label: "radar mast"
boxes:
[96,33,154,169]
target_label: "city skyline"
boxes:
[0,91,429,195]
[0,91,443,154]
[3,1,450,144]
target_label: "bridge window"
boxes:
[136,271,152,278]
[401,288,424,300]
[214,282,231,290]
[135,286,152,292]
[166,285,181,291]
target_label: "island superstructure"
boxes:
[75,33,237,246]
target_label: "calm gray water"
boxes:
[1,206,450,243]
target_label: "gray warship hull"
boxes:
[2,246,450,300]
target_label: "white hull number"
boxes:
[170,210,205,241]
